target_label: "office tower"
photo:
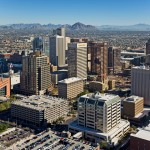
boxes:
[0,77,10,97]
[68,43,87,79]
[32,37,43,51]
[146,39,150,55]
[123,95,144,118]
[20,51,51,95]
[11,95,69,127]
[88,42,108,82]
[108,47,121,74]
[58,77,84,99]
[68,43,87,78]
[53,27,65,37]
[78,92,121,132]
[131,66,150,106]
[43,36,50,57]
[65,37,70,50]
[69,92,130,143]
[49,35,66,66]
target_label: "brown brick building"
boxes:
[0,77,10,97]
[123,95,144,118]
[130,129,150,150]
[88,42,108,82]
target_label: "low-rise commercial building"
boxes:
[11,95,69,127]
[123,95,144,118]
[130,127,150,150]
[58,77,84,99]
[0,77,10,97]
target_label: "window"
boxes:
[0,86,6,96]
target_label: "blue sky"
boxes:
[0,0,150,25]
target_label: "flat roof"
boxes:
[82,92,119,102]
[69,119,129,138]
[132,66,150,70]
[131,129,150,141]
[58,77,83,84]
[124,95,143,103]
[12,95,67,111]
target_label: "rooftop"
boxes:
[131,129,150,141]
[132,66,150,70]
[12,95,67,111]
[58,77,83,84]
[124,95,143,103]
[82,92,119,102]
[80,92,120,106]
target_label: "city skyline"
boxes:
[0,0,150,26]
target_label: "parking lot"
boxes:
[0,127,31,148]
[6,130,99,150]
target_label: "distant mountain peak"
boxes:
[70,22,96,30]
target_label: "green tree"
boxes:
[99,141,109,149]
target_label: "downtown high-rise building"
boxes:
[53,27,65,37]
[69,92,130,143]
[49,35,66,66]
[49,28,66,66]
[146,39,150,55]
[108,47,121,74]
[68,43,87,79]
[20,51,51,95]
[88,42,108,82]
[131,66,150,106]
[32,37,43,52]
[77,92,121,133]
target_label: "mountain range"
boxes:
[0,22,97,31]
[1,22,150,31]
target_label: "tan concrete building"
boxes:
[131,66,150,106]
[68,43,87,79]
[123,95,144,118]
[11,95,69,127]
[58,77,84,99]
[20,51,51,95]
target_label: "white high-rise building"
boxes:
[69,92,130,144]
[131,66,150,106]
[78,92,121,133]
[49,35,66,66]
[68,43,87,79]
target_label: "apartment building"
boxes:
[58,77,84,99]
[11,95,69,127]
[123,95,144,118]
[69,92,130,144]
[20,51,51,95]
